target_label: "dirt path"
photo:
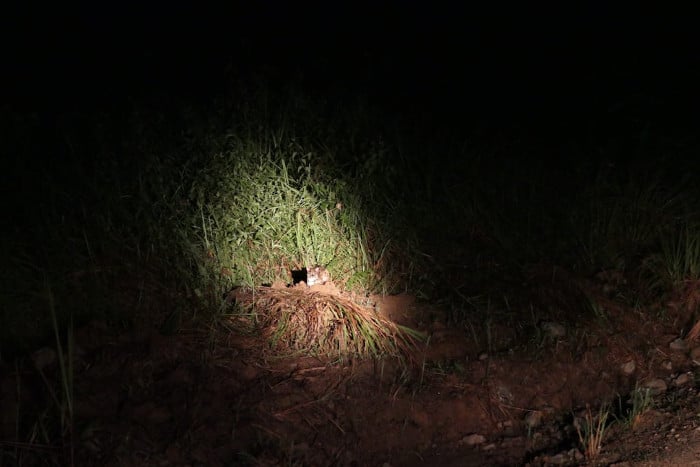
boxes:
[5,287,700,466]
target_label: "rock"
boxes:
[643,378,668,395]
[541,322,566,338]
[462,434,486,446]
[524,410,543,428]
[548,453,567,464]
[690,347,700,365]
[674,373,692,386]
[621,360,636,375]
[670,338,689,352]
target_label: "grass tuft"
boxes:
[615,385,653,430]
[226,287,423,361]
[571,171,682,272]
[574,404,610,461]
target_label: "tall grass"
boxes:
[1,108,203,356]
[1,90,427,357]
[656,220,700,286]
[570,169,683,273]
[4,86,700,355]
[189,134,378,292]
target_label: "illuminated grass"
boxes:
[187,125,423,301]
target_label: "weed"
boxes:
[643,220,700,293]
[583,293,608,322]
[615,385,653,430]
[574,404,611,461]
[43,281,75,465]
[642,220,700,339]
[661,221,700,285]
[571,170,681,272]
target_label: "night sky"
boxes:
[2,4,699,145]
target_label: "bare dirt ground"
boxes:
[4,270,700,466]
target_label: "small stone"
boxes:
[524,410,543,428]
[674,373,692,386]
[462,434,486,446]
[541,322,566,338]
[621,360,636,375]
[662,360,673,370]
[643,378,668,395]
[670,338,689,352]
[478,352,489,361]
[548,453,567,464]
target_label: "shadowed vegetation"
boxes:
[3,78,700,464]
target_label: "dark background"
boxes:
[3,3,698,131]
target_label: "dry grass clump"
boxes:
[574,404,610,461]
[227,287,422,360]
